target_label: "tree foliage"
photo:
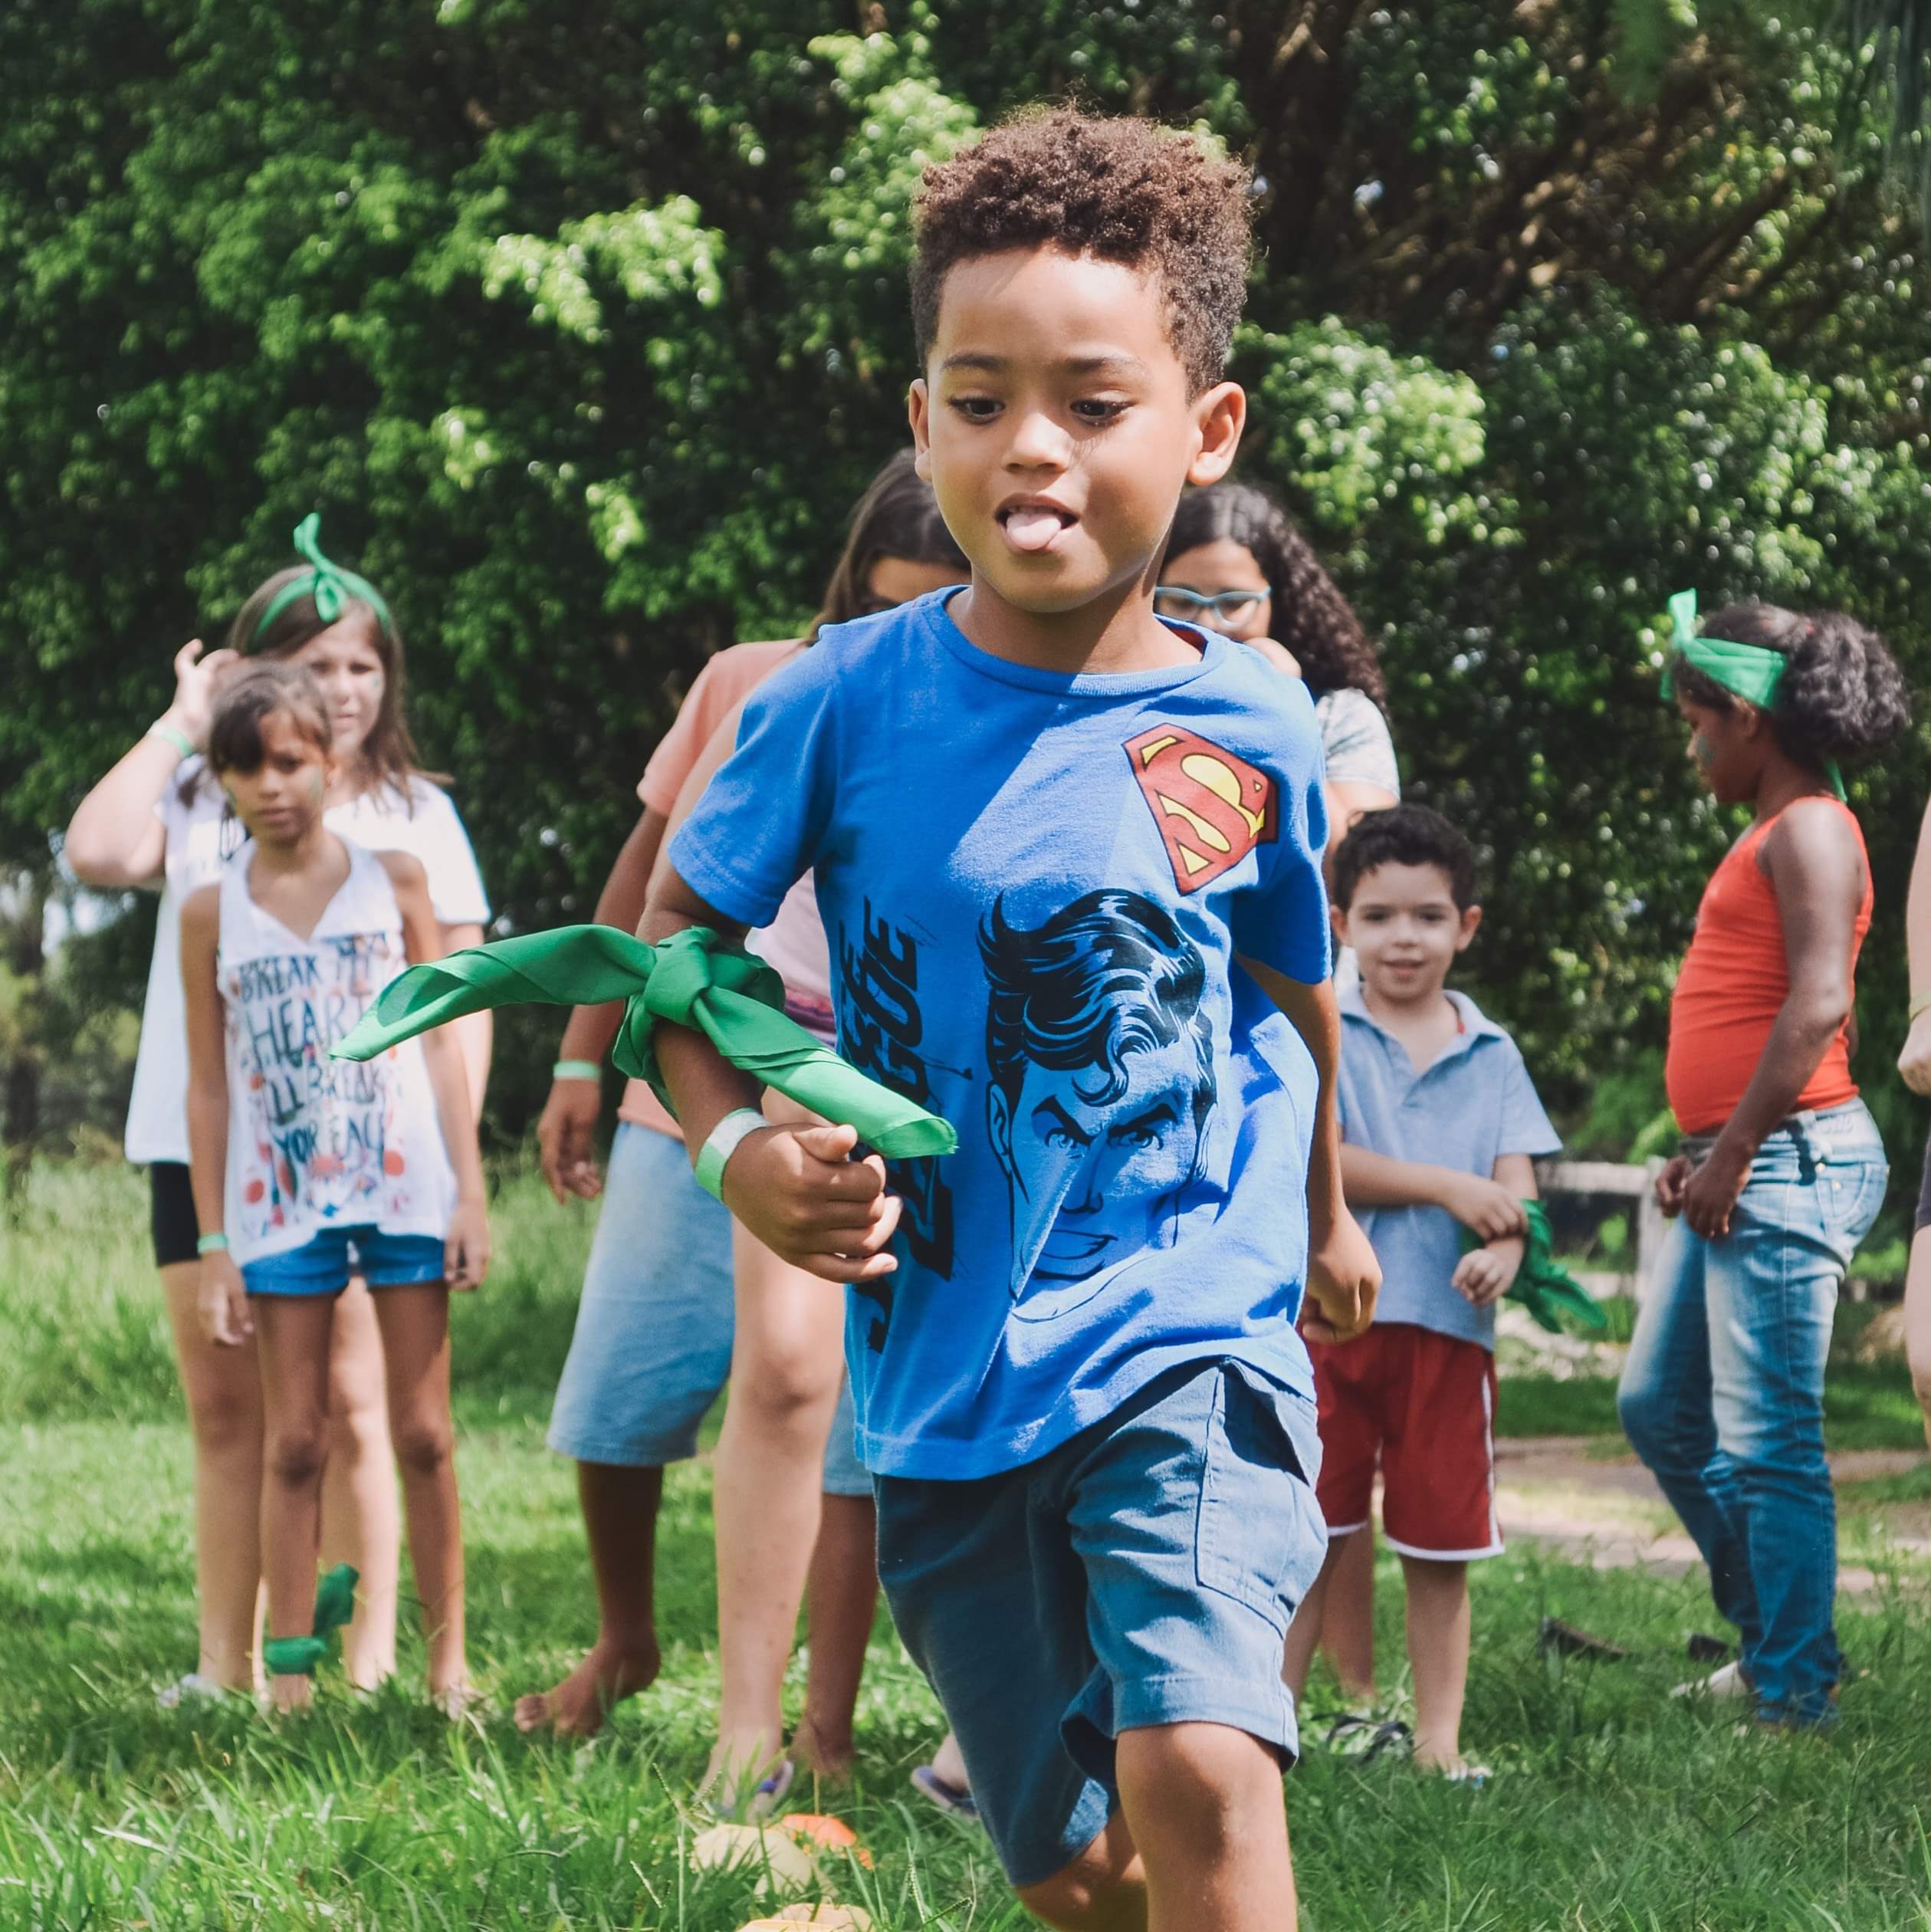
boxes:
[6,0,1929,1151]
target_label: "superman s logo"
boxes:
[1125,724,1277,892]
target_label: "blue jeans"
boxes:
[1617,1102,1887,1726]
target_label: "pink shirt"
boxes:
[622,639,833,1134]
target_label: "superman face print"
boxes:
[980,889,1217,1322]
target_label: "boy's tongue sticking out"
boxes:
[1001,504,1072,553]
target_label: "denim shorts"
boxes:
[875,1357,1326,1888]
[547,1121,868,1493]
[241,1225,445,1297]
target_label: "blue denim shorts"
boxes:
[547,1121,868,1493]
[875,1357,1326,1888]
[241,1225,445,1297]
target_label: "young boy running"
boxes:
[1282,806,1559,1778]
[642,108,1378,1931]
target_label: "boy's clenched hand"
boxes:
[1299,1207,1381,1345]
[721,1122,904,1284]
[1441,1173,1529,1241]
[1453,1234,1524,1308]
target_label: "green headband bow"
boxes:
[1660,589,1843,801]
[252,514,395,642]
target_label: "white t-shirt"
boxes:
[217,836,457,1263]
[125,764,490,1165]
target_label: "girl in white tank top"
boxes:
[182,665,488,1713]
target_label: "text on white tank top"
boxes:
[216,836,455,1264]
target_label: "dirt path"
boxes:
[1492,1438,1930,1590]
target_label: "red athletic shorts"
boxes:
[1306,1322,1503,1561]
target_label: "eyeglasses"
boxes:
[1152,586,1271,621]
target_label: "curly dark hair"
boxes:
[1164,481,1387,705]
[911,106,1253,394]
[1673,602,1910,771]
[1332,805,1477,913]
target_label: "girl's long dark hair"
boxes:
[1164,481,1387,706]
[182,550,433,807]
[810,449,966,639]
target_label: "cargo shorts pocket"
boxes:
[1194,1362,1328,1632]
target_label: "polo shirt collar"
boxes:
[1339,981,1503,1066]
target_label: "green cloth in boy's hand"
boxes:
[1500,1201,1609,1336]
[330,923,957,1162]
[1460,1201,1609,1335]
[262,1562,360,1678]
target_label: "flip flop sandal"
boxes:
[1322,1714,1414,1763]
[1444,1763,1493,1789]
[705,1757,796,1822]
[156,1672,228,1710]
[1537,1616,1630,1662]
[910,1763,981,1824]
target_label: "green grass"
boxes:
[9,1163,1931,1927]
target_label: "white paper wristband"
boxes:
[695,1107,768,1201]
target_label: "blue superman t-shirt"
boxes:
[668,590,1332,1480]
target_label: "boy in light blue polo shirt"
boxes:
[1282,805,1559,1781]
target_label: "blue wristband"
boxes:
[196,1231,229,1255]
[695,1108,768,1201]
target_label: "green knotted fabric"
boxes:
[1660,588,1844,800]
[330,924,957,1160]
[263,1563,360,1677]
[1501,1201,1609,1336]
[253,513,396,640]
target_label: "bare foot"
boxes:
[792,1710,855,1783]
[268,1674,313,1714]
[431,1679,485,1721]
[512,1640,662,1738]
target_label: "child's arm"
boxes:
[382,853,491,1290]
[1237,962,1379,1344]
[64,639,238,887]
[182,885,250,1346]
[642,866,901,1284]
[1338,1145,1529,1240]
[537,805,669,1202]
[1900,794,1931,1095]
[1450,1151,1536,1308]
[1683,802,1867,1239]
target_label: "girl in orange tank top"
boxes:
[1658,596,1906,1237]
[1620,594,1906,1731]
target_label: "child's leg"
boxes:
[514,1462,667,1734]
[1905,1225,1931,1452]
[708,1217,846,1784]
[796,1490,878,1779]
[320,1276,402,1689]
[1316,1521,1377,1700]
[253,1293,340,1710]
[1279,1532,1350,1697]
[521,1120,736,1735]
[1400,1556,1470,1771]
[369,1282,465,1698]
[159,1260,266,1689]
[1115,1723,1295,1932]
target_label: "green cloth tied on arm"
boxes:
[329,924,957,1161]
[262,1563,360,1678]
[1660,587,1844,800]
